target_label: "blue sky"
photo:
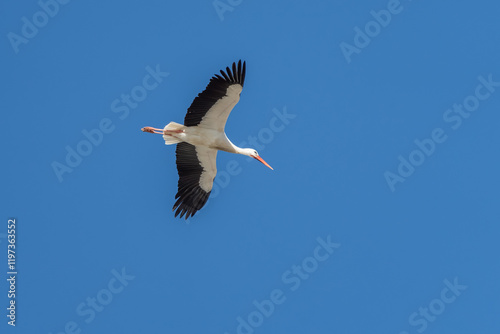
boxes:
[2,0,500,333]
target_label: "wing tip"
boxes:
[215,60,246,86]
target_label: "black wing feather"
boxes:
[183,60,246,127]
[173,142,211,219]
[226,66,234,81]
[232,62,238,82]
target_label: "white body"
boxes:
[163,122,238,153]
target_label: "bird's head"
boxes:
[243,148,273,170]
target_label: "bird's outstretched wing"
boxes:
[183,60,246,132]
[173,142,217,219]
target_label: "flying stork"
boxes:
[141,60,273,219]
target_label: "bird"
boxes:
[141,60,273,219]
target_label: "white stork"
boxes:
[141,60,273,219]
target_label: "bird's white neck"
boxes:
[222,136,251,156]
[230,143,252,157]
[237,147,255,157]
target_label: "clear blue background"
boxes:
[2,0,500,333]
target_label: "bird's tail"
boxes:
[162,122,185,145]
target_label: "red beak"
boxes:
[253,155,274,170]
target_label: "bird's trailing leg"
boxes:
[141,126,164,134]
[141,126,184,135]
